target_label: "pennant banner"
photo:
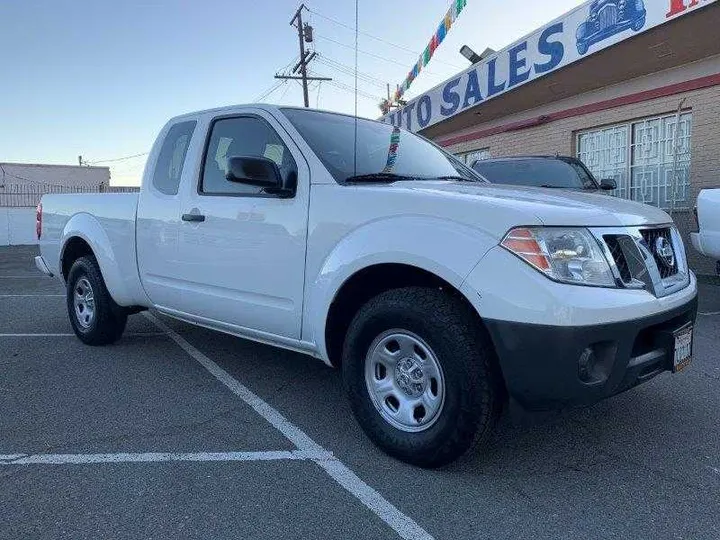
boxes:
[380,0,467,114]
[381,0,467,113]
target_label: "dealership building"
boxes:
[384,0,720,274]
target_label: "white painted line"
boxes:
[0,450,333,466]
[144,312,434,540]
[699,311,720,316]
[0,332,168,338]
[0,275,48,279]
[0,294,64,298]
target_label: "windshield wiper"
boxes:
[345,173,416,183]
[435,175,476,182]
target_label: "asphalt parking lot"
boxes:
[1,245,719,540]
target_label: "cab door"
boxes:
[136,119,198,307]
[172,110,310,340]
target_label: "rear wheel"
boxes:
[342,287,504,468]
[67,256,127,345]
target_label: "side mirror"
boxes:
[226,156,285,192]
[600,178,617,191]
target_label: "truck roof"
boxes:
[169,103,370,123]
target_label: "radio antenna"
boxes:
[353,0,359,177]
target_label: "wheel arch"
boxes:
[305,216,499,367]
[322,262,495,370]
[59,213,137,306]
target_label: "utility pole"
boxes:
[275,4,331,107]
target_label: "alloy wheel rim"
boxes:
[364,329,445,433]
[73,277,96,329]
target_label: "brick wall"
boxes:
[443,76,720,275]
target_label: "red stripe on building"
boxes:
[438,73,720,147]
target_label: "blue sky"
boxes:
[0,0,582,185]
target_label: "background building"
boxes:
[0,163,134,246]
[384,0,720,274]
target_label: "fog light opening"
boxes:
[578,347,597,383]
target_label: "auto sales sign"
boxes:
[381,0,717,133]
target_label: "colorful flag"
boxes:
[388,0,468,107]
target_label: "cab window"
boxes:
[152,120,196,195]
[201,116,297,196]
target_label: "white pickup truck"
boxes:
[36,104,698,467]
[691,188,720,272]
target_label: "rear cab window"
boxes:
[152,121,197,195]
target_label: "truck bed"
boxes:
[691,189,720,261]
[39,193,145,306]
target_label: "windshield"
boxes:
[472,158,599,189]
[282,108,484,183]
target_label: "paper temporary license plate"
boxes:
[673,326,693,373]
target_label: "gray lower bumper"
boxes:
[34,256,54,277]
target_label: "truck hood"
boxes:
[398,181,673,228]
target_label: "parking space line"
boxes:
[699,311,720,316]
[0,332,167,337]
[0,450,333,466]
[0,294,64,298]
[144,312,434,540]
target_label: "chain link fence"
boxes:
[0,183,139,207]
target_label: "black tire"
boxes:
[66,256,127,346]
[342,287,504,468]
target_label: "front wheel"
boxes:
[342,287,504,468]
[67,256,127,346]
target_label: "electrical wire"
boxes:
[315,55,387,88]
[254,80,285,102]
[277,79,292,102]
[314,34,440,75]
[323,79,381,102]
[86,152,148,165]
[307,6,464,70]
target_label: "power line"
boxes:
[307,7,464,70]
[87,152,148,165]
[315,55,387,88]
[278,79,292,101]
[314,34,441,76]
[254,80,285,102]
[322,79,382,102]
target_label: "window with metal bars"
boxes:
[576,112,692,210]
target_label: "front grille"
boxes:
[604,235,632,283]
[595,226,688,298]
[640,228,679,279]
[598,4,619,29]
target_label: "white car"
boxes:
[35,105,698,467]
[691,188,720,271]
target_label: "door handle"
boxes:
[181,213,206,222]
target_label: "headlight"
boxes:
[501,227,616,287]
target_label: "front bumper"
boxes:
[484,293,698,409]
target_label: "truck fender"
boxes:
[60,213,136,306]
[304,215,498,363]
